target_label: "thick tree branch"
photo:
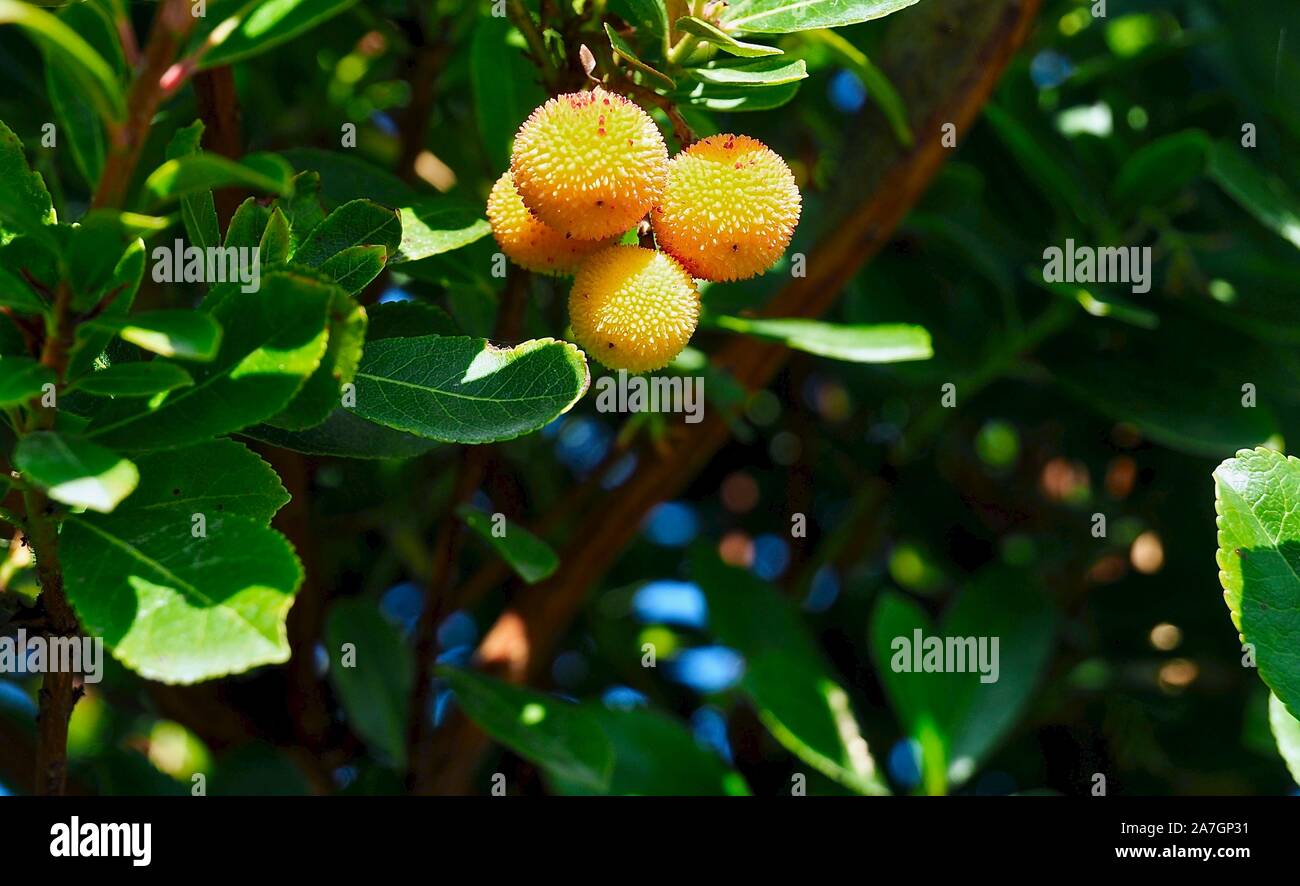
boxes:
[428,0,1044,793]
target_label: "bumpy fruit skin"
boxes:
[652,134,801,282]
[511,87,668,241]
[486,172,611,276]
[568,246,699,373]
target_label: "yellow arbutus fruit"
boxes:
[511,87,668,241]
[486,172,612,276]
[568,246,699,373]
[652,134,802,282]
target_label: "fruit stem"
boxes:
[666,32,700,65]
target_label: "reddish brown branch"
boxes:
[93,0,199,209]
[428,0,1044,793]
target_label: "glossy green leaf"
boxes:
[70,362,194,398]
[353,336,589,444]
[271,172,327,254]
[293,199,401,267]
[165,121,222,252]
[224,197,271,249]
[0,118,56,242]
[242,408,439,459]
[258,206,291,266]
[1214,448,1300,721]
[689,56,807,86]
[720,0,919,35]
[266,287,366,430]
[0,264,44,313]
[457,505,559,584]
[869,568,1055,790]
[318,244,387,295]
[61,440,299,683]
[605,23,675,89]
[14,431,138,513]
[675,16,783,57]
[197,0,362,69]
[439,666,615,792]
[1111,129,1208,214]
[1208,141,1300,251]
[325,597,411,766]
[608,0,668,44]
[0,356,54,408]
[694,552,887,795]
[0,0,124,122]
[86,310,222,361]
[393,200,491,264]
[67,238,145,380]
[143,152,294,204]
[85,271,332,451]
[365,300,457,339]
[711,316,932,363]
[674,78,800,112]
[1269,692,1300,786]
[471,13,548,171]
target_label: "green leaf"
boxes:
[67,239,145,380]
[674,78,800,112]
[266,287,366,430]
[0,118,56,241]
[711,316,932,363]
[457,504,559,584]
[279,148,413,208]
[271,171,327,254]
[439,666,615,792]
[1269,692,1300,786]
[14,431,138,513]
[605,22,675,89]
[67,210,131,309]
[694,552,887,794]
[61,440,300,683]
[242,408,439,459]
[1044,324,1277,458]
[325,597,411,766]
[165,121,221,253]
[196,0,362,69]
[293,199,401,267]
[1214,448,1300,720]
[224,197,271,249]
[471,13,548,171]
[0,0,125,122]
[85,271,332,451]
[869,569,1055,790]
[366,300,458,339]
[86,309,222,361]
[1208,141,1300,251]
[689,56,807,86]
[353,336,590,444]
[258,206,291,266]
[720,0,919,35]
[41,0,123,186]
[1111,129,1209,214]
[0,356,54,408]
[318,245,387,295]
[142,152,294,204]
[393,200,491,264]
[0,264,45,313]
[70,361,194,398]
[675,16,783,57]
[608,0,668,44]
